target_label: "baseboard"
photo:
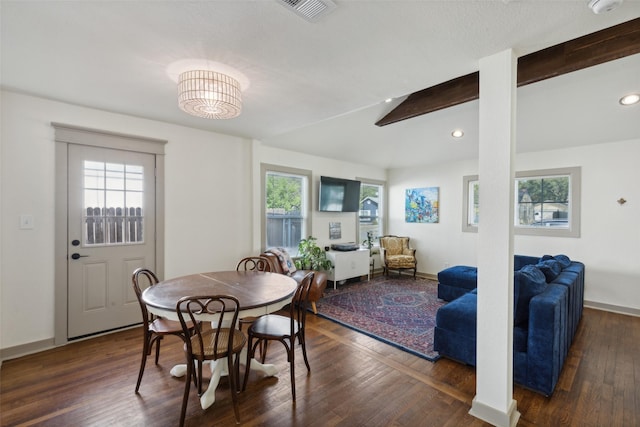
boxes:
[470,397,520,427]
[1,338,56,364]
[370,269,435,281]
[1,324,142,366]
[584,300,640,317]
[419,272,437,281]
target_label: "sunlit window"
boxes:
[462,167,581,237]
[262,165,311,254]
[358,180,385,246]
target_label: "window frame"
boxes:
[462,174,479,232]
[357,177,386,247]
[261,163,311,254]
[462,167,581,237]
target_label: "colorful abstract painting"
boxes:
[405,187,439,223]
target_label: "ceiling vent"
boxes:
[276,0,337,22]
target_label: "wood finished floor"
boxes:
[1,307,638,426]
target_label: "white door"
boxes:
[67,144,156,338]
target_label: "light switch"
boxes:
[19,214,34,230]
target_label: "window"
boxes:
[462,167,581,237]
[358,179,385,246]
[462,175,479,232]
[262,164,311,254]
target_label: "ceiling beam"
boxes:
[376,17,640,127]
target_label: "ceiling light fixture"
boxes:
[178,70,242,119]
[619,93,640,106]
[384,98,393,103]
[588,0,623,14]
[451,129,464,138]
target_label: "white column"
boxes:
[469,49,520,427]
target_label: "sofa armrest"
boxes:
[524,284,569,396]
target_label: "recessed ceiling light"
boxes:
[619,93,640,106]
[451,129,464,138]
[384,98,393,103]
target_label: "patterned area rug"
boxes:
[316,275,446,361]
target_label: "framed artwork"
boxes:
[405,187,439,223]
[329,222,342,239]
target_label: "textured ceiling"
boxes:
[1,1,639,168]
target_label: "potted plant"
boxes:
[295,236,333,271]
[362,231,376,252]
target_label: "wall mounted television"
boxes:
[319,176,361,212]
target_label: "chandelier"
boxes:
[177,70,242,119]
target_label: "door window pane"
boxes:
[83,161,145,245]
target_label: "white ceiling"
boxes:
[2,1,639,169]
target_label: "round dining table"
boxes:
[142,270,298,410]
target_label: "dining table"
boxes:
[142,270,298,410]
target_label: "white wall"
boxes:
[388,139,640,312]
[0,91,254,350]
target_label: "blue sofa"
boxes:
[433,254,585,396]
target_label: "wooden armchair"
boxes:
[379,235,417,278]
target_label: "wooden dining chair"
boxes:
[236,256,271,359]
[242,271,315,402]
[235,256,271,272]
[131,267,197,393]
[176,295,247,426]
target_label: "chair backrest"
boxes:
[132,268,159,326]
[176,295,241,360]
[288,272,315,334]
[261,252,285,274]
[236,256,271,272]
[379,235,411,256]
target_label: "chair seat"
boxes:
[188,328,247,358]
[386,255,416,268]
[250,314,299,338]
[150,317,191,334]
[239,316,259,324]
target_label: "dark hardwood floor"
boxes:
[1,307,638,426]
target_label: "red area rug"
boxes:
[316,275,446,361]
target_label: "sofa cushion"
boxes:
[386,254,416,268]
[438,265,477,291]
[552,270,578,287]
[514,265,548,326]
[536,259,562,283]
[540,254,571,269]
[554,254,572,269]
[562,262,583,276]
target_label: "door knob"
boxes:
[71,253,89,260]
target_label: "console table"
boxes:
[326,248,370,289]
